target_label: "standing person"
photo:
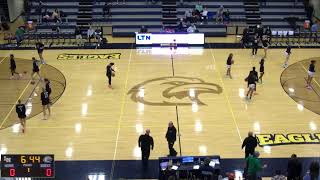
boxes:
[41,88,51,120]
[262,36,269,58]
[287,154,302,180]
[9,54,21,79]
[44,78,52,96]
[75,27,83,46]
[31,57,41,84]
[241,132,258,158]
[36,41,45,64]
[303,161,320,180]
[247,67,258,93]
[246,72,257,100]
[16,99,26,133]
[252,35,259,57]
[258,59,265,83]
[306,60,316,89]
[106,62,115,89]
[226,53,234,79]
[138,129,154,165]
[165,121,177,156]
[246,151,267,180]
[283,46,292,68]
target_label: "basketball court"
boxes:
[0,47,319,165]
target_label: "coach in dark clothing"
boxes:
[138,129,154,165]
[287,154,302,180]
[166,121,177,156]
[241,131,258,158]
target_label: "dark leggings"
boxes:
[252,46,258,55]
[107,75,111,85]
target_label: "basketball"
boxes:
[112,72,115,77]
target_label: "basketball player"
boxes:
[259,59,265,83]
[283,46,292,68]
[262,36,269,58]
[44,78,52,95]
[252,35,259,57]
[36,40,45,64]
[9,54,21,79]
[226,53,234,79]
[306,60,316,89]
[31,57,41,84]
[41,88,51,120]
[16,99,26,133]
[246,71,257,100]
[106,62,115,88]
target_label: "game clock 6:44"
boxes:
[0,154,55,178]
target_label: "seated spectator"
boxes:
[163,161,176,180]
[52,9,61,23]
[185,9,193,23]
[87,26,95,43]
[140,25,148,33]
[201,7,208,24]
[199,158,215,179]
[303,161,320,180]
[223,9,230,24]
[187,24,197,33]
[177,18,187,32]
[42,10,51,23]
[271,170,286,180]
[95,28,103,46]
[15,26,25,46]
[310,23,318,42]
[216,5,224,23]
[195,1,203,16]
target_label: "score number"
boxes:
[21,155,41,164]
[7,168,53,177]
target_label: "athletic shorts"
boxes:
[308,71,315,77]
[249,84,256,89]
[227,65,231,69]
[18,114,26,119]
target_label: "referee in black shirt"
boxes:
[16,99,26,133]
[138,129,154,165]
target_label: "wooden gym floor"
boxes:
[0,48,319,161]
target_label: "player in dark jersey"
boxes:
[226,53,234,79]
[306,60,316,89]
[252,35,259,57]
[283,46,291,68]
[44,78,52,95]
[9,54,21,79]
[41,88,51,120]
[106,62,115,88]
[16,99,26,133]
[246,71,257,100]
[259,59,265,83]
[262,36,269,58]
[36,41,45,64]
[31,57,41,84]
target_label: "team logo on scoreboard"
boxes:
[127,76,223,106]
[43,156,53,163]
[256,133,320,146]
[57,53,121,60]
[2,156,11,163]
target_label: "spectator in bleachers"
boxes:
[310,23,318,42]
[303,161,320,180]
[42,10,51,24]
[187,24,197,33]
[256,25,264,41]
[87,26,95,43]
[223,9,230,24]
[52,9,61,23]
[15,26,25,46]
[287,154,302,180]
[271,170,286,180]
[195,1,203,16]
[140,26,148,33]
[241,27,249,47]
[75,27,83,46]
[264,26,272,43]
[216,5,224,24]
[199,157,215,179]
[201,7,208,24]
[116,0,126,5]
[185,9,193,23]
[177,18,187,32]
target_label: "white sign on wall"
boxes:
[135,33,205,45]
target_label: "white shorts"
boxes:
[308,71,315,77]
[227,65,231,69]
[249,84,256,89]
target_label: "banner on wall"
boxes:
[256,133,320,146]
[135,33,205,45]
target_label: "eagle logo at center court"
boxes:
[127,76,223,106]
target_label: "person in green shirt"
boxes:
[195,2,203,15]
[15,27,26,45]
[246,151,267,180]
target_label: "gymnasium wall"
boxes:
[6,0,24,22]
